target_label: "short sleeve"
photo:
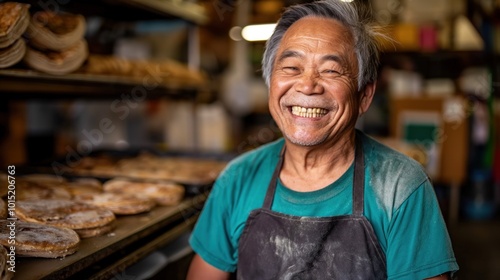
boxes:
[386,180,459,279]
[189,170,238,272]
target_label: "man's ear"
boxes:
[359,82,376,115]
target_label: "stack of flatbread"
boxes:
[17,173,160,217]
[70,154,227,186]
[79,54,208,86]
[16,199,116,238]
[65,177,103,196]
[74,192,156,215]
[0,2,30,68]
[103,178,185,206]
[24,10,88,74]
[16,175,72,201]
[0,220,80,258]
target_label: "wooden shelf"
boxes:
[107,0,209,24]
[15,0,208,24]
[0,69,204,100]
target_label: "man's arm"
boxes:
[186,254,231,280]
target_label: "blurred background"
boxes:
[0,0,499,279]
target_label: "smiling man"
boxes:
[187,1,459,279]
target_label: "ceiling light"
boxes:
[241,24,276,42]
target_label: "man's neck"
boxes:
[279,133,357,192]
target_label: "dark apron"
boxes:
[237,137,387,279]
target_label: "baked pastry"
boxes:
[73,220,115,238]
[24,38,88,75]
[75,192,155,215]
[0,244,14,279]
[0,219,80,258]
[117,156,226,185]
[78,54,207,86]
[16,179,71,201]
[26,11,85,51]
[0,2,30,48]
[103,178,185,206]
[0,38,25,68]
[80,54,133,76]
[66,178,103,197]
[16,199,116,238]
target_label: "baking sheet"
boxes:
[13,193,207,279]
[18,149,233,196]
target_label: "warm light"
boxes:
[229,26,243,41]
[241,23,276,42]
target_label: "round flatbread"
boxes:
[26,11,85,51]
[103,178,185,206]
[74,220,116,238]
[66,178,103,197]
[0,2,30,48]
[0,220,79,258]
[75,193,155,215]
[24,39,89,75]
[16,199,116,232]
[16,180,71,201]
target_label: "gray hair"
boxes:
[262,0,383,91]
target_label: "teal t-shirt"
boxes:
[189,132,459,279]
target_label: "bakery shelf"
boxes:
[14,0,208,24]
[13,193,207,280]
[105,0,208,24]
[0,69,204,100]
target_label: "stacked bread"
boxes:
[71,153,227,185]
[16,199,117,238]
[0,169,189,258]
[0,220,80,258]
[102,178,185,207]
[16,174,161,215]
[79,54,207,86]
[24,10,88,74]
[0,2,30,69]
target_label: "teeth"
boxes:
[291,106,327,118]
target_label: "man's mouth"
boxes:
[291,106,328,118]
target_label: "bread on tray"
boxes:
[16,199,116,238]
[0,219,80,258]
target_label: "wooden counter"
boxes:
[14,193,208,279]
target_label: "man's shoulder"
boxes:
[359,132,430,209]
[361,132,428,180]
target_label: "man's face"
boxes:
[269,16,361,147]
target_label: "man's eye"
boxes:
[283,67,299,73]
[323,69,340,75]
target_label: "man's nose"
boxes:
[294,70,323,95]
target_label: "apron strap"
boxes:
[262,147,285,209]
[352,133,365,216]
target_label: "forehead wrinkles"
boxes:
[275,17,357,71]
